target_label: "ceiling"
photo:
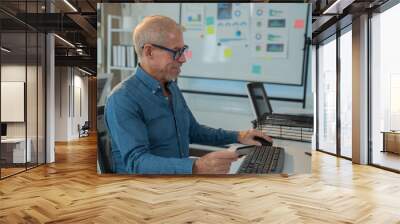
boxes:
[0,0,99,74]
[311,0,390,43]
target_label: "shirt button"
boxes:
[152,90,156,94]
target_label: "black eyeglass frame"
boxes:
[142,43,189,60]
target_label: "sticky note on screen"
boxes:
[206,17,214,25]
[294,19,304,29]
[224,48,233,58]
[251,64,261,75]
[206,26,215,34]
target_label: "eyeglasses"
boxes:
[143,43,189,60]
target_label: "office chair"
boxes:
[82,121,90,132]
[97,132,114,173]
[97,106,114,174]
[79,121,90,138]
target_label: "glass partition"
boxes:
[1,30,28,177]
[0,0,46,179]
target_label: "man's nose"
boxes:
[177,53,186,63]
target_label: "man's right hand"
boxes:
[192,150,238,174]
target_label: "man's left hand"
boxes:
[237,129,272,146]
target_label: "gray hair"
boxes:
[133,15,182,60]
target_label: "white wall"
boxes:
[1,64,46,164]
[1,66,26,127]
[72,73,89,138]
[54,67,89,141]
[1,65,26,81]
[1,65,38,137]
[55,66,68,141]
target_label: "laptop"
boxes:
[246,82,313,126]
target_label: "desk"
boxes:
[1,138,32,163]
[382,131,400,154]
[190,138,311,174]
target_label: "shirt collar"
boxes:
[135,64,174,94]
[135,65,162,93]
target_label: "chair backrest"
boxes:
[82,121,90,129]
[97,133,113,173]
[97,106,114,173]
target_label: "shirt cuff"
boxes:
[225,130,239,144]
[180,157,196,174]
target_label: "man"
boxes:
[105,15,271,174]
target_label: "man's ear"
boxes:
[143,45,152,58]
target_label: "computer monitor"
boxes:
[1,123,7,137]
[246,82,273,120]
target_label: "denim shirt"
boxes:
[105,66,238,174]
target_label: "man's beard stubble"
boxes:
[162,63,181,81]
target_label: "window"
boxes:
[339,28,352,158]
[317,36,337,154]
[370,3,400,171]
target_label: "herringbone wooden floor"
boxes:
[1,135,399,224]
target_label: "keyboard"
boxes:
[238,146,285,174]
